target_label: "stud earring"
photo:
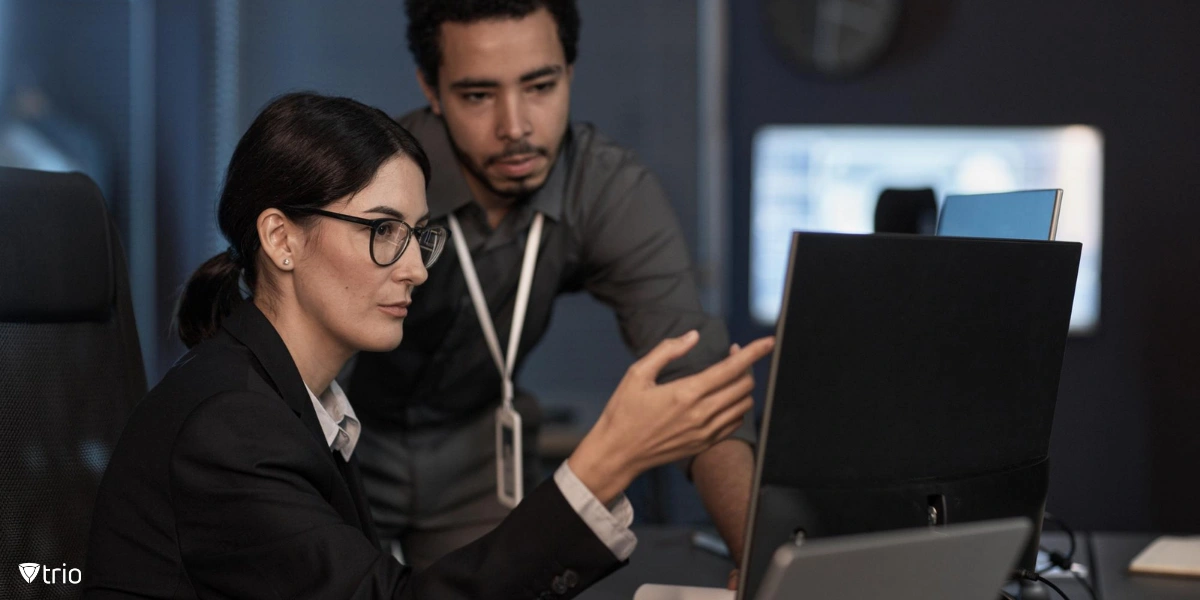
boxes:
[283,258,291,266]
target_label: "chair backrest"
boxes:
[0,167,146,598]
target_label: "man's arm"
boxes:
[692,439,755,566]
[580,161,757,561]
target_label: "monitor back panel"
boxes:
[739,232,1080,599]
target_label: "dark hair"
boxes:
[175,92,431,348]
[406,0,581,88]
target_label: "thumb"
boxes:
[633,330,700,381]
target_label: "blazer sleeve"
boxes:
[170,391,623,599]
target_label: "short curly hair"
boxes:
[406,0,581,88]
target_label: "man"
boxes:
[346,0,756,583]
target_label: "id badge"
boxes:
[495,405,524,508]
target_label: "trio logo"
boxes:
[17,562,81,584]
[18,563,39,583]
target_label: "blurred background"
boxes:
[2,0,1198,535]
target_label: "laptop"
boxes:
[936,189,1062,240]
[635,519,1029,600]
[754,519,1031,600]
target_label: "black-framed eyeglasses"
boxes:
[295,208,446,268]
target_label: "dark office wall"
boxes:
[728,0,1200,532]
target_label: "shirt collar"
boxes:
[402,108,569,223]
[304,379,360,461]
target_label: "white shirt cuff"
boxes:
[554,461,638,561]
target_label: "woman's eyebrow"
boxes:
[364,206,431,224]
[364,205,404,220]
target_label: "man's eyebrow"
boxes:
[449,65,563,89]
[449,77,499,90]
[519,65,563,83]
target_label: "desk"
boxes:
[1091,532,1200,600]
[581,528,732,599]
[581,527,1200,600]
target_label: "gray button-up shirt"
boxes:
[347,108,754,452]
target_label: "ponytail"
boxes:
[175,250,244,348]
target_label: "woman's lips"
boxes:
[378,304,409,318]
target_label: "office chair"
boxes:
[0,167,146,598]
[875,188,938,235]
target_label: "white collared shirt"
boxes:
[305,379,361,462]
[306,380,637,561]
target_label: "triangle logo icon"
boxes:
[19,563,41,584]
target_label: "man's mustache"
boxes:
[485,142,549,166]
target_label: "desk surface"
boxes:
[1091,532,1200,600]
[581,527,1200,600]
[581,528,732,599]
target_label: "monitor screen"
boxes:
[751,125,1103,333]
[936,190,1060,240]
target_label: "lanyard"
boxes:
[446,211,545,411]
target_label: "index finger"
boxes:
[685,336,775,393]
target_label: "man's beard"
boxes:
[444,125,552,200]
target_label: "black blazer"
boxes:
[83,302,622,599]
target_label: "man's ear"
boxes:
[256,208,296,273]
[417,68,443,116]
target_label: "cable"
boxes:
[1070,569,1098,600]
[1032,573,1070,600]
[1039,513,1077,574]
[1033,513,1097,600]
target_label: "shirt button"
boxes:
[563,569,579,588]
[551,575,569,594]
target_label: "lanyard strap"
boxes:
[447,211,545,410]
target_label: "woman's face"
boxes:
[291,155,430,353]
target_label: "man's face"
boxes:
[420,7,572,201]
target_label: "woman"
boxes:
[83,93,773,599]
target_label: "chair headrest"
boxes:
[0,167,116,322]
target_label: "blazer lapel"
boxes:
[221,301,376,539]
[221,302,333,460]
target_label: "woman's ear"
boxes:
[257,208,296,272]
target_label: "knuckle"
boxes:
[673,385,698,404]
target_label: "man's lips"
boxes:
[491,154,541,178]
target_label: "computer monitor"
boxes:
[750,125,1103,333]
[737,232,1081,600]
[936,189,1063,240]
